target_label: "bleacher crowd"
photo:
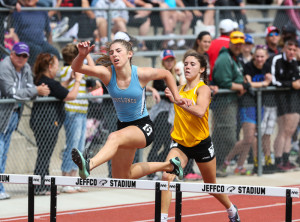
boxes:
[0,0,300,201]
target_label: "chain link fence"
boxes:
[2,87,300,196]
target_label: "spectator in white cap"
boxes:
[207,19,238,81]
[265,26,281,57]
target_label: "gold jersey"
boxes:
[171,81,210,147]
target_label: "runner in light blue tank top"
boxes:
[70,39,192,187]
[107,65,148,122]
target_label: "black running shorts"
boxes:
[117,116,154,147]
[170,136,215,163]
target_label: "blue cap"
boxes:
[161,49,175,60]
[245,34,254,44]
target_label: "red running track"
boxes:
[2,185,300,222]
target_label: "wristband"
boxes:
[242,82,251,90]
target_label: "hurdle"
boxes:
[44,175,300,222]
[44,176,169,222]
[168,182,300,222]
[0,174,41,222]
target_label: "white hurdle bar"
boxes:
[44,176,169,222]
[0,174,41,222]
[44,176,300,222]
[169,182,300,222]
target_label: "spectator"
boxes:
[238,33,254,67]
[207,18,237,81]
[142,0,179,50]
[147,49,185,180]
[184,0,216,37]
[12,0,60,66]
[191,31,219,94]
[52,0,97,41]
[93,0,129,52]
[274,0,300,32]
[164,0,193,49]
[265,26,281,57]
[278,24,298,49]
[122,0,152,51]
[30,53,83,195]
[0,42,50,200]
[270,38,300,172]
[222,46,272,175]
[0,0,21,59]
[59,43,100,193]
[215,0,254,33]
[211,31,247,177]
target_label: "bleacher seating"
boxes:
[52,5,276,67]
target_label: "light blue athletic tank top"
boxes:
[106,65,148,122]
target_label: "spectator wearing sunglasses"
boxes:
[265,26,281,57]
[0,42,50,200]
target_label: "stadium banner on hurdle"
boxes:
[0,174,41,185]
[168,182,300,198]
[44,176,169,190]
[45,176,168,222]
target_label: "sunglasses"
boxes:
[268,32,279,37]
[16,53,29,59]
[256,44,267,50]
[231,36,245,40]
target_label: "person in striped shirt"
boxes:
[59,43,100,193]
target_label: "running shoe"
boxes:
[216,168,228,177]
[72,148,90,179]
[168,157,183,180]
[184,173,202,181]
[229,205,241,222]
[0,192,10,200]
[234,167,251,176]
[252,166,258,175]
[275,163,288,172]
[283,161,296,170]
[263,164,276,174]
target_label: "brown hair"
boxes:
[161,57,177,78]
[96,39,133,67]
[193,31,211,51]
[33,53,57,85]
[61,43,78,65]
[183,50,208,85]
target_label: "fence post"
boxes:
[256,89,263,176]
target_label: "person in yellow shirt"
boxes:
[161,50,240,222]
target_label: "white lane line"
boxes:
[134,201,300,222]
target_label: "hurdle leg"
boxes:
[50,178,57,222]
[285,189,292,222]
[28,177,34,222]
[175,183,182,222]
[155,182,161,222]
